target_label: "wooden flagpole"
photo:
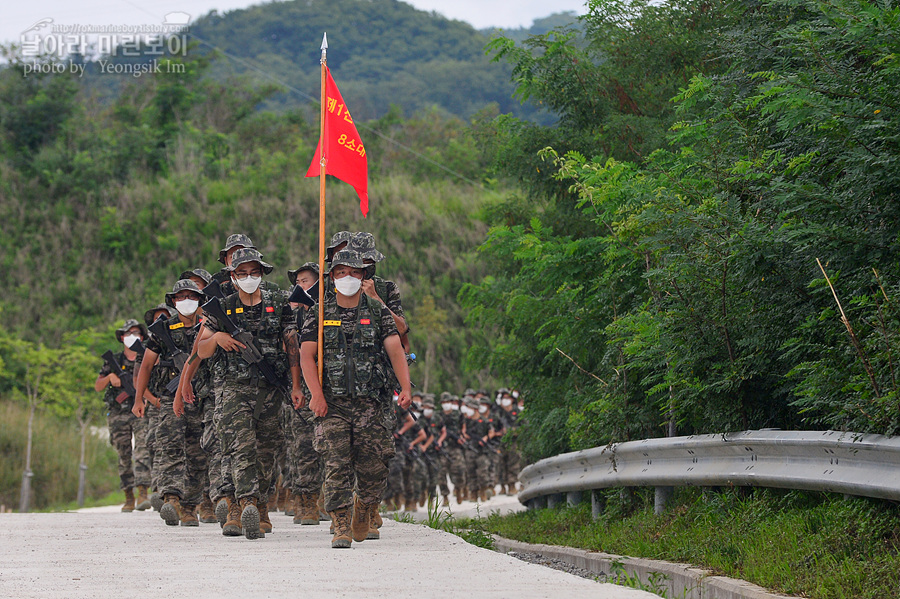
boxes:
[317,32,328,384]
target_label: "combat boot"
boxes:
[215,497,228,528]
[277,487,288,513]
[330,508,352,548]
[198,494,217,523]
[442,494,450,507]
[239,496,262,540]
[317,490,329,521]
[159,494,181,526]
[404,498,417,512]
[179,504,199,527]
[222,496,242,537]
[258,498,273,535]
[121,488,135,513]
[135,486,151,511]
[351,496,371,543]
[297,493,319,525]
[150,491,163,512]
[284,491,294,516]
[373,507,383,529]
[455,488,463,505]
[479,488,488,503]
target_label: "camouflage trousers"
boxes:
[314,396,388,512]
[465,447,491,492]
[217,381,284,501]
[402,451,427,501]
[441,444,467,492]
[286,403,322,495]
[425,450,449,497]
[500,443,523,487]
[210,382,235,500]
[145,403,159,490]
[199,394,225,500]
[107,406,150,490]
[154,395,208,506]
[384,450,405,501]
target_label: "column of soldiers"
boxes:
[94,231,422,548]
[383,387,525,511]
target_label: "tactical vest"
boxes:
[442,411,462,435]
[223,289,289,384]
[103,351,136,410]
[319,291,385,399]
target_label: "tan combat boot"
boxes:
[159,494,181,526]
[351,496,370,543]
[258,498,273,535]
[291,494,303,524]
[222,496,242,536]
[404,498,417,512]
[180,504,199,527]
[283,490,294,516]
[330,508,352,548]
[442,494,450,507]
[121,488,136,513]
[239,496,262,540]
[150,491,163,512]
[373,506,383,529]
[455,488,463,505]
[198,494,217,523]
[135,486,151,511]
[298,493,319,525]
[215,497,229,528]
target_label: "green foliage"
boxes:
[0,399,119,510]
[464,0,900,459]
[484,489,900,599]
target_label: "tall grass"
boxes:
[477,488,900,599]
[0,399,120,511]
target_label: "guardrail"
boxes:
[518,430,900,515]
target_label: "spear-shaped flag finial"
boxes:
[321,32,328,63]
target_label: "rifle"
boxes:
[101,351,136,404]
[147,318,190,395]
[201,296,289,392]
[203,279,225,300]
[128,339,145,358]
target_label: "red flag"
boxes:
[306,66,369,216]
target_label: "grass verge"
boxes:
[457,487,900,599]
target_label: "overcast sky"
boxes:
[2,0,588,46]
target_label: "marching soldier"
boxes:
[133,279,208,527]
[198,248,302,540]
[440,393,468,504]
[94,319,151,513]
[140,303,175,511]
[299,248,412,548]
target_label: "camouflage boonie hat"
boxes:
[422,397,435,409]
[463,396,478,408]
[497,387,510,396]
[325,231,353,263]
[165,278,204,308]
[464,388,477,397]
[327,249,367,273]
[144,303,175,326]
[226,248,274,275]
[115,318,148,343]
[288,261,320,286]
[179,268,212,285]
[348,232,385,263]
[217,233,256,264]
[440,391,452,402]
[478,395,494,405]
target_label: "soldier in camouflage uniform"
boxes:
[438,393,467,504]
[420,395,450,506]
[133,279,208,527]
[497,388,523,495]
[300,249,412,548]
[94,319,150,512]
[139,303,175,511]
[402,395,429,510]
[283,262,325,524]
[198,248,302,540]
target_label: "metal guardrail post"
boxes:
[591,490,602,520]
[566,491,581,506]
[654,486,673,514]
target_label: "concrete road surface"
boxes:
[0,508,658,599]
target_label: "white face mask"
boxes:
[441,403,452,412]
[235,275,262,294]
[423,408,434,418]
[450,404,460,411]
[502,398,513,407]
[478,405,489,414]
[122,334,140,349]
[175,298,199,316]
[512,391,519,399]
[333,274,362,297]
[461,406,472,417]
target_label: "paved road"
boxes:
[0,505,658,599]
